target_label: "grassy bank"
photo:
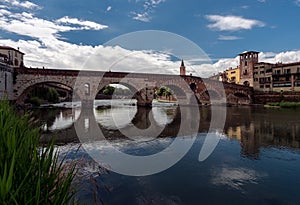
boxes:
[266,102,300,108]
[0,101,76,204]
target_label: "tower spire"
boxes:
[180,59,186,76]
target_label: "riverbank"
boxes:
[265,101,300,108]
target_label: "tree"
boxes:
[156,86,172,97]
[102,85,115,95]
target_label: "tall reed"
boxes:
[0,101,76,204]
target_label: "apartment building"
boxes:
[225,67,240,84]
[253,62,273,91]
[272,62,300,92]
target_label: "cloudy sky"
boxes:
[0,0,300,77]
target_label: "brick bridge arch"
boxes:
[13,67,253,106]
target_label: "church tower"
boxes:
[180,60,186,76]
[239,51,259,86]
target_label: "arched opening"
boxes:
[19,81,73,107]
[243,81,250,86]
[154,86,178,103]
[190,83,197,92]
[96,83,136,101]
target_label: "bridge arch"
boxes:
[16,81,73,104]
[95,80,149,107]
[156,78,197,105]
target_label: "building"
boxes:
[0,46,25,67]
[216,50,300,93]
[253,62,273,91]
[272,62,300,92]
[238,51,259,87]
[0,61,13,99]
[225,67,240,84]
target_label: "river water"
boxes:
[32,100,300,205]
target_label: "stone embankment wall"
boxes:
[253,91,300,104]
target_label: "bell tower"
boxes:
[180,60,186,76]
[239,51,259,86]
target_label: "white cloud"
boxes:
[0,0,41,9]
[259,50,300,64]
[0,8,10,16]
[106,6,112,12]
[206,15,265,31]
[258,0,266,2]
[218,35,242,41]
[295,0,300,6]
[56,16,108,30]
[132,0,166,22]
[132,12,151,22]
[0,9,108,44]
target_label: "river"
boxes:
[31,100,300,205]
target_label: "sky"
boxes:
[0,0,300,77]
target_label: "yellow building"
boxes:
[225,67,240,84]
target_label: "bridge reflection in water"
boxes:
[37,101,300,159]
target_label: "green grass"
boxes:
[266,102,300,108]
[0,101,76,204]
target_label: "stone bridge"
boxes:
[13,67,253,106]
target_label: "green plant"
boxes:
[0,101,76,204]
[46,88,60,103]
[29,96,42,106]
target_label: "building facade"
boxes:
[253,62,273,92]
[272,62,300,92]
[0,46,25,68]
[239,51,259,87]
[217,50,300,93]
[0,62,14,99]
[225,67,240,84]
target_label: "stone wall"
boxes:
[253,92,300,104]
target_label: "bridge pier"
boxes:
[135,87,155,108]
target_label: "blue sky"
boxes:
[0,0,300,76]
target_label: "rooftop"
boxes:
[272,61,300,68]
[0,46,25,55]
[238,51,259,56]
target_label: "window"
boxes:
[243,70,248,75]
[231,71,236,74]
[297,67,300,73]
[245,61,248,66]
[260,85,264,88]
[266,69,272,73]
[84,83,90,95]
[254,78,258,82]
[275,70,281,74]
[265,85,270,88]
[260,71,264,74]
[284,68,291,74]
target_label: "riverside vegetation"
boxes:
[0,101,76,204]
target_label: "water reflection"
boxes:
[35,101,300,159]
